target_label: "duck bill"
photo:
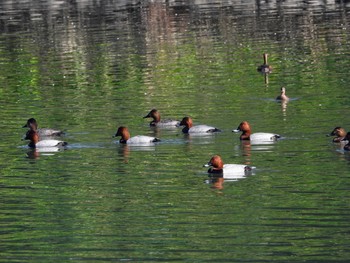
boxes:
[232,129,240,133]
[22,124,29,128]
[203,162,212,167]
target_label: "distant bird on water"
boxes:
[257,53,272,74]
[276,87,289,101]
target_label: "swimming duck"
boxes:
[276,87,289,101]
[257,53,272,74]
[143,109,180,127]
[204,155,255,179]
[24,129,67,148]
[342,132,350,151]
[114,126,160,144]
[179,117,221,134]
[232,121,281,141]
[23,118,64,137]
[328,127,347,143]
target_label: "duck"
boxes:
[257,53,272,74]
[342,132,350,151]
[24,128,67,148]
[232,121,281,141]
[203,155,255,179]
[114,126,160,144]
[276,87,289,101]
[328,127,347,143]
[23,118,64,137]
[143,109,180,127]
[178,117,221,134]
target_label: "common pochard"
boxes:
[328,127,347,143]
[179,117,221,134]
[276,87,289,101]
[114,126,160,144]
[24,129,67,148]
[23,118,64,137]
[257,53,272,74]
[143,109,180,127]
[204,155,255,179]
[233,121,281,141]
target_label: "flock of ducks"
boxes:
[22,54,350,180]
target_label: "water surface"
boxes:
[1,0,350,262]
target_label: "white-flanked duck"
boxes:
[25,129,67,149]
[204,155,255,179]
[114,126,160,145]
[233,121,281,142]
[179,117,221,134]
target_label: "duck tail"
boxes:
[59,141,68,147]
[208,128,221,133]
[274,134,281,140]
[245,166,256,172]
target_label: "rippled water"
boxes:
[1,0,350,262]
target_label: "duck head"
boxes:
[232,121,251,140]
[114,126,130,143]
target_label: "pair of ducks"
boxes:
[23,118,67,148]
[328,127,350,151]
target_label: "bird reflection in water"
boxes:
[275,87,290,119]
[26,147,62,159]
[207,176,225,190]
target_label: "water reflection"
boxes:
[206,177,225,190]
[182,133,220,145]
[148,126,181,140]
[205,172,253,190]
[26,147,64,159]
[264,73,269,86]
[239,140,252,164]
[274,98,289,120]
[234,139,278,161]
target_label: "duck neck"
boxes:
[263,53,268,65]
[28,141,36,148]
[240,131,251,140]
[208,168,224,176]
[182,127,190,133]
[122,130,130,141]
[153,114,161,123]
[119,138,127,144]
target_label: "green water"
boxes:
[1,1,350,262]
